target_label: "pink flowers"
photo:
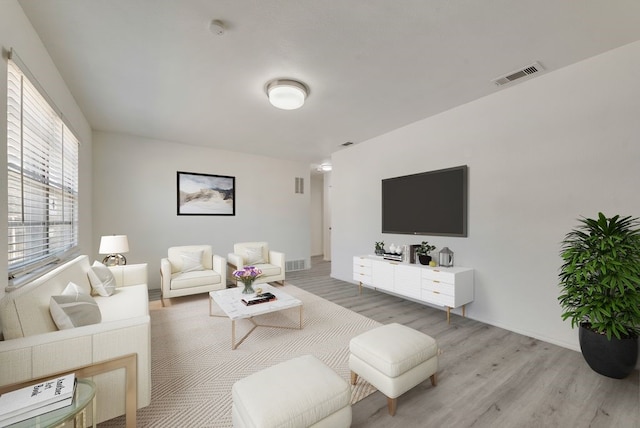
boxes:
[232,266,262,285]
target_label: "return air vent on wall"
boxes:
[286,259,306,272]
[492,61,544,86]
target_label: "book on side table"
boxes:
[242,292,277,306]
[0,373,77,427]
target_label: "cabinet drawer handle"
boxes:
[432,291,440,294]
[433,280,440,283]
[434,269,440,272]
[390,262,398,265]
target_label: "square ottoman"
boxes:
[349,323,438,416]
[232,354,352,428]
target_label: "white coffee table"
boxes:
[209,284,303,350]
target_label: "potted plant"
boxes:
[558,212,640,379]
[375,241,385,256]
[416,241,436,265]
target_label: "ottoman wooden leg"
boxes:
[430,372,438,386]
[350,371,358,385]
[387,397,397,416]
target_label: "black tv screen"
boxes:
[382,165,468,237]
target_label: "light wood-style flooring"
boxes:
[287,257,639,428]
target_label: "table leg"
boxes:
[92,392,97,428]
[299,305,303,329]
[231,320,236,350]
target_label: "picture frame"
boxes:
[177,171,235,216]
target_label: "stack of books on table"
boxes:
[242,292,277,306]
[0,373,77,427]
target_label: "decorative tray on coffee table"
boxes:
[241,292,277,306]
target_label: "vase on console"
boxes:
[418,255,432,265]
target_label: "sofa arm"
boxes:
[269,251,285,269]
[227,253,244,270]
[109,263,148,288]
[213,255,227,283]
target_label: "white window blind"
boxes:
[7,57,79,281]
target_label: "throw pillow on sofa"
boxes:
[50,281,102,330]
[243,246,265,265]
[180,250,204,273]
[87,260,116,296]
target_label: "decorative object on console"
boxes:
[558,212,640,379]
[409,244,421,264]
[438,247,454,267]
[374,241,385,256]
[416,241,436,265]
[383,244,404,261]
[99,235,129,266]
[233,266,263,294]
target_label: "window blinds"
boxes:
[7,58,79,280]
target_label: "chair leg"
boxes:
[430,372,437,386]
[387,397,397,416]
[350,371,358,385]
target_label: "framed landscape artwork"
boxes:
[177,171,235,216]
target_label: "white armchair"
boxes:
[160,245,226,304]
[228,242,285,286]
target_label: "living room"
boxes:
[1,1,640,427]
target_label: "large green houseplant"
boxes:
[558,212,640,378]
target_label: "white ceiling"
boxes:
[16,0,640,169]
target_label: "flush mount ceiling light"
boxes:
[266,79,308,110]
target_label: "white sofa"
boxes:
[0,255,151,424]
[160,244,226,304]
[227,242,285,286]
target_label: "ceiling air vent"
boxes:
[492,62,544,86]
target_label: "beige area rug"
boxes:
[99,283,381,427]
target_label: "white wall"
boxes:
[0,0,93,299]
[92,131,311,289]
[323,171,333,261]
[310,175,324,256]
[331,40,640,352]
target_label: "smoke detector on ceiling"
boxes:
[210,20,225,36]
[492,61,544,86]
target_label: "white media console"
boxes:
[353,255,474,323]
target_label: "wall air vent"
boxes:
[492,61,544,86]
[286,259,306,271]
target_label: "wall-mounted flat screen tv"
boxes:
[382,165,468,237]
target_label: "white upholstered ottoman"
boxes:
[349,323,438,416]
[231,354,352,428]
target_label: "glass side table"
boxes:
[8,379,96,428]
